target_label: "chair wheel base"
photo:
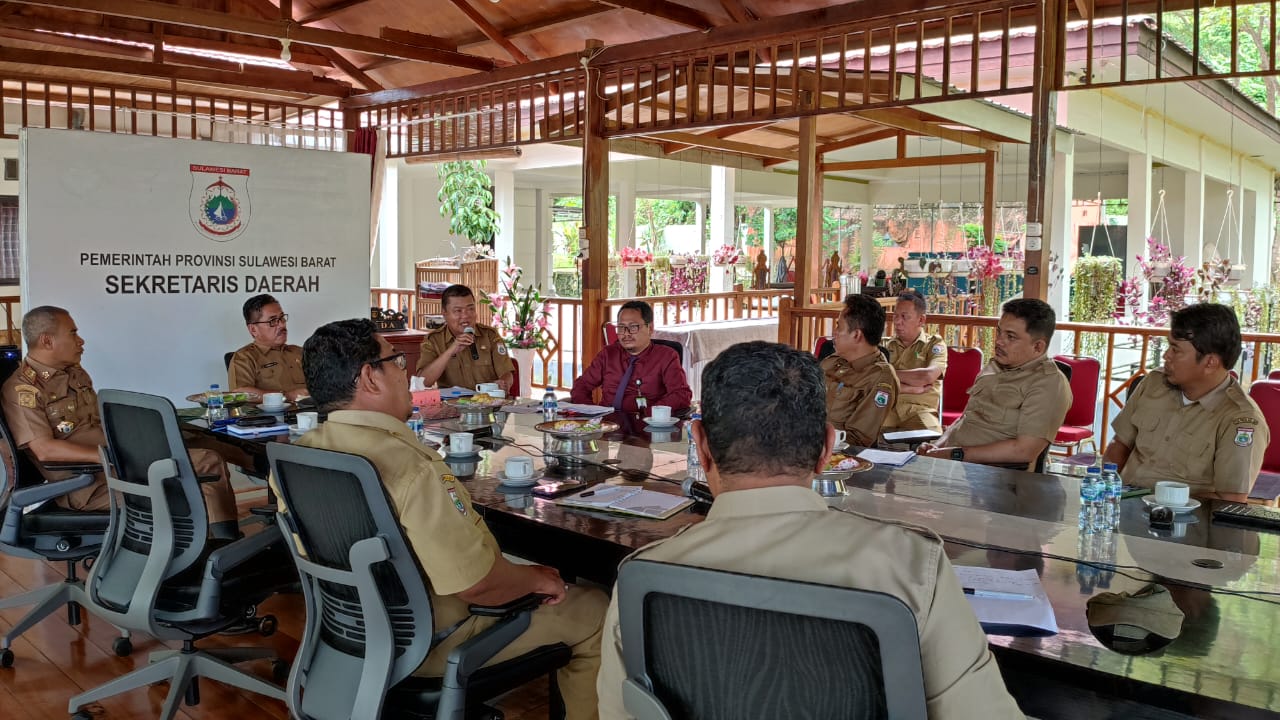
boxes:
[0,648,13,668]
[112,637,132,657]
[258,615,277,637]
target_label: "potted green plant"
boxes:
[437,160,501,250]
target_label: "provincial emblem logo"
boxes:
[189,164,251,242]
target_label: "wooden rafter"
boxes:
[663,121,772,153]
[0,45,353,96]
[0,26,253,73]
[379,28,458,54]
[445,0,531,63]
[651,130,797,161]
[823,152,987,173]
[591,0,712,30]
[717,0,755,23]
[235,0,384,93]
[459,6,613,50]
[817,127,903,154]
[8,0,498,69]
[298,0,371,25]
[853,109,1002,151]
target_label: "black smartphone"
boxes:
[530,480,590,498]
[237,415,280,428]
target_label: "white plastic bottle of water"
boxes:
[541,387,558,422]
[206,384,227,424]
[686,405,704,483]
[1079,467,1101,532]
[407,406,424,441]
[1101,462,1123,530]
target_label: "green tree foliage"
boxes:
[1164,7,1279,114]
[635,198,697,252]
[437,161,501,248]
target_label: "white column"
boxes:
[1230,181,1246,282]
[709,166,736,292]
[762,207,775,269]
[1126,151,1151,282]
[534,188,550,289]
[1047,149,1073,356]
[857,203,874,273]
[1245,185,1273,287]
[493,169,516,264]
[694,201,706,252]
[616,179,637,296]
[378,162,399,289]
[1182,168,1205,269]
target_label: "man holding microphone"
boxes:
[416,284,515,393]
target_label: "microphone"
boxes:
[463,326,479,360]
[681,476,714,505]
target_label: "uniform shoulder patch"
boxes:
[1235,426,1256,447]
[1233,416,1260,426]
[931,343,945,356]
[15,383,38,408]
[874,388,891,408]
[496,344,508,356]
[446,485,469,516]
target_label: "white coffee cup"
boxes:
[505,456,534,480]
[449,432,474,455]
[296,411,319,430]
[650,405,672,423]
[476,382,503,397]
[1154,481,1191,507]
[834,429,847,446]
[262,392,285,408]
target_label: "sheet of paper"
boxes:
[857,449,916,467]
[609,490,691,516]
[953,566,1058,635]
[226,423,290,436]
[500,401,543,414]
[557,403,614,416]
[563,485,642,509]
[882,429,941,442]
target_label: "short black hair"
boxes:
[441,284,475,311]
[896,289,927,315]
[1002,298,1056,341]
[1171,303,1241,368]
[243,294,279,324]
[618,300,654,326]
[302,319,382,412]
[701,341,826,477]
[840,293,886,345]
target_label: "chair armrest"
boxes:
[40,460,103,475]
[468,593,548,618]
[196,474,220,484]
[10,472,97,509]
[983,461,1031,471]
[447,608,536,682]
[205,524,282,580]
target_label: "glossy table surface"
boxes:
[184,405,1280,718]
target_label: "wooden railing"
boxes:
[371,287,417,320]
[779,300,1280,452]
[0,295,18,346]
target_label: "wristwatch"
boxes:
[950,448,966,462]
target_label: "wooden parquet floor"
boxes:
[0,509,551,719]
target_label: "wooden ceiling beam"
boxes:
[591,0,712,30]
[0,26,254,73]
[662,121,772,154]
[853,108,1002,151]
[823,152,987,173]
[0,12,334,66]
[8,0,498,69]
[445,0,530,63]
[649,130,796,161]
[717,0,755,23]
[817,127,903,154]
[298,0,371,24]
[379,27,457,53]
[234,0,382,92]
[0,45,353,96]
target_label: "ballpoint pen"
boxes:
[963,588,1035,601]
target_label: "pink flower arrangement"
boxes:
[481,258,550,350]
[1118,238,1195,326]
[711,244,742,266]
[669,256,709,294]
[965,245,1004,282]
[618,247,653,265]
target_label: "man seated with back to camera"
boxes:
[416,284,514,393]
[823,293,899,447]
[0,306,241,539]
[1105,303,1269,501]
[571,300,691,414]
[918,298,1072,471]
[296,319,606,719]
[594,341,1023,718]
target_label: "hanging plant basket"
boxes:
[670,255,688,267]
[1151,261,1172,279]
[1226,263,1247,284]
[951,258,972,276]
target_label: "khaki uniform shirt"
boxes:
[941,354,1071,469]
[416,324,515,389]
[883,329,947,431]
[596,486,1024,720]
[294,410,498,633]
[1112,371,1268,496]
[1,356,104,467]
[228,343,306,394]
[822,352,899,447]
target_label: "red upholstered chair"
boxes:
[509,356,521,399]
[813,337,834,361]
[1269,370,1280,381]
[1052,354,1101,457]
[603,322,618,345]
[1247,380,1280,506]
[941,346,983,428]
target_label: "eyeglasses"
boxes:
[617,323,646,335]
[367,352,407,371]
[250,314,289,328]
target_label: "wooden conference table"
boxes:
[183,407,1280,720]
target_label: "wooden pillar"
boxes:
[580,41,609,368]
[983,150,997,248]
[795,114,822,307]
[1023,0,1063,300]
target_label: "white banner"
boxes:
[21,129,371,402]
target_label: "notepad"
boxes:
[856,449,916,467]
[557,485,693,520]
[953,566,1058,636]
[882,429,942,443]
[225,422,290,437]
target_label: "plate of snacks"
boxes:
[185,390,260,407]
[444,393,508,410]
[534,418,619,436]
[821,453,874,476]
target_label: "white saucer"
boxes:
[833,441,849,453]
[1142,495,1202,514]
[643,417,679,428]
[496,471,538,488]
[257,404,287,413]
[442,450,481,461]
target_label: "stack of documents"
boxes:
[557,485,692,519]
[856,448,916,467]
[953,566,1058,636]
[226,422,290,437]
[557,403,614,416]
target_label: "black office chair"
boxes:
[1126,373,1145,401]
[266,443,573,720]
[0,358,132,668]
[224,351,235,371]
[68,390,294,720]
[653,338,684,365]
[617,559,927,719]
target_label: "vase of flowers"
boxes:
[711,244,742,267]
[480,260,550,397]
